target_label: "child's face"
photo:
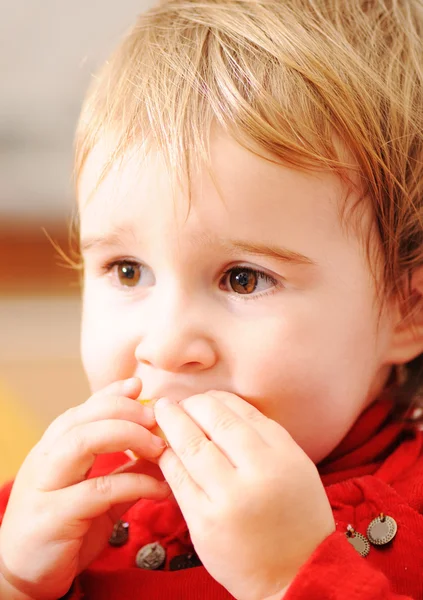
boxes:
[79,131,395,464]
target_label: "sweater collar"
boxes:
[318,387,411,486]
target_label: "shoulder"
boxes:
[325,426,423,541]
[383,427,423,512]
[323,431,423,593]
[325,427,423,523]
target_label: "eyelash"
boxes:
[102,259,281,299]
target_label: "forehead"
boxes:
[77,131,369,255]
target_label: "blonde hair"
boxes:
[75,0,423,403]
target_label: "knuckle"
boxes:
[167,464,190,490]
[61,406,80,429]
[213,412,239,433]
[85,391,101,405]
[179,434,209,460]
[93,475,113,498]
[66,405,79,418]
[67,431,87,456]
[44,406,77,436]
[244,405,264,423]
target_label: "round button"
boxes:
[135,542,166,570]
[169,552,202,571]
[367,514,397,546]
[108,521,129,547]
[345,525,370,557]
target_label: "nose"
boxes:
[134,290,218,373]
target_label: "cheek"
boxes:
[229,300,379,462]
[80,291,138,393]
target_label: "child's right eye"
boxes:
[105,260,154,288]
[116,262,141,286]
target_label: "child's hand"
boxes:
[155,392,335,600]
[0,378,170,600]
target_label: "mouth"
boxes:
[138,388,192,405]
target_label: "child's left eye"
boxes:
[220,266,278,296]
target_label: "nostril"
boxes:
[138,358,153,367]
[136,338,217,372]
[184,361,205,370]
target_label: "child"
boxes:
[1,0,423,598]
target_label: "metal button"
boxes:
[169,552,202,571]
[345,525,370,557]
[367,513,397,546]
[135,542,166,570]
[108,521,129,547]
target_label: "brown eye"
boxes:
[229,268,257,294]
[117,262,141,287]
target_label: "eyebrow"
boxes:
[81,231,317,267]
[80,228,134,253]
[221,239,317,267]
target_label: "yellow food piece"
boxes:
[138,398,155,406]
[138,398,167,442]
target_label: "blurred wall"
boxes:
[0,0,155,217]
[0,0,154,482]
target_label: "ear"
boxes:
[386,267,423,364]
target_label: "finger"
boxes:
[207,390,289,447]
[155,398,233,493]
[42,394,156,451]
[179,393,266,468]
[42,378,143,444]
[56,472,171,522]
[102,458,171,522]
[112,456,166,482]
[158,446,206,507]
[38,420,167,490]
[96,377,142,399]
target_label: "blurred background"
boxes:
[0,0,154,483]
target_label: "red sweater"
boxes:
[1,395,423,599]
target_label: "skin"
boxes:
[1,129,422,600]
[80,131,394,465]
